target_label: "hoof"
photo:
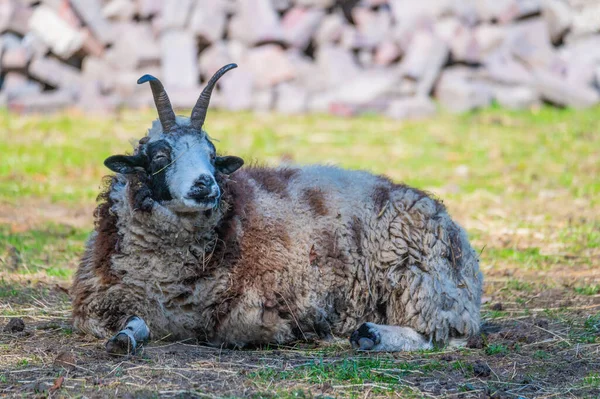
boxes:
[106,330,137,356]
[350,322,381,351]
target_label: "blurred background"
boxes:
[1,0,600,116]
[0,1,600,396]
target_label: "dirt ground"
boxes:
[0,283,599,398]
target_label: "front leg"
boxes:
[105,316,150,355]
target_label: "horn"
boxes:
[190,63,237,131]
[137,74,177,132]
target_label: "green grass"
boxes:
[1,106,599,204]
[574,285,600,296]
[485,344,509,356]
[583,372,600,388]
[0,223,87,278]
[251,357,416,386]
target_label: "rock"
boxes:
[245,44,296,88]
[169,87,206,110]
[29,57,82,91]
[286,49,322,93]
[466,334,485,349]
[252,88,274,112]
[560,36,600,87]
[315,45,360,89]
[314,12,345,45]
[483,50,533,85]
[389,0,453,40]
[272,0,292,12]
[493,85,539,109]
[229,0,283,46]
[281,7,324,50]
[159,0,193,31]
[475,0,540,24]
[3,317,25,333]
[1,44,30,70]
[79,81,118,113]
[533,68,600,109]
[3,0,32,36]
[473,24,505,58]
[275,83,308,113]
[541,0,572,43]
[21,32,49,59]
[436,18,505,64]
[400,31,449,96]
[307,90,337,113]
[374,39,402,66]
[189,0,227,44]
[160,30,198,89]
[331,70,398,106]
[105,23,160,70]
[70,0,114,44]
[352,7,393,49]
[505,18,558,70]
[102,0,137,21]
[28,4,84,59]
[80,28,105,58]
[82,56,116,93]
[0,72,42,99]
[137,0,161,19]
[295,0,335,8]
[198,42,232,79]
[435,67,493,113]
[472,361,492,377]
[0,0,16,33]
[569,2,600,39]
[385,96,437,120]
[220,68,254,111]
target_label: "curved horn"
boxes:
[190,63,237,131]
[137,74,177,132]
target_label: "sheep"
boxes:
[71,63,483,355]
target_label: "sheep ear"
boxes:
[215,156,244,175]
[104,154,145,174]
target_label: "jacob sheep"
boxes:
[71,64,483,354]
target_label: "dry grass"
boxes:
[0,106,599,398]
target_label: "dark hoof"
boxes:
[349,322,381,351]
[106,331,137,356]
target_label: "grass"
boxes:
[0,223,87,277]
[0,106,599,397]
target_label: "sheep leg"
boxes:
[105,316,150,355]
[349,322,432,352]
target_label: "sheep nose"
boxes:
[188,176,215,201]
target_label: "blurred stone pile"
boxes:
[2,0,600,117]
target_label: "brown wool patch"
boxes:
[245,166,298,197]
[374,174,446,214]
[447,225,464,270]
[92,176,121,285]
[302,187,329,216]
[349,216,364,256]
[371,184,391,212]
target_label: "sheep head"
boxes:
[104,64,244,213]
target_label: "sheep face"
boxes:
[103,63,243,212]
[105,125,243,212]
